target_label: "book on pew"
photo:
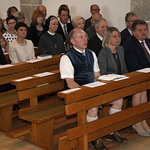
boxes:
[98,74,127,81]
[37,54,52,60]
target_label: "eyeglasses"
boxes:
[8,22,16,25]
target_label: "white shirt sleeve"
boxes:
[92,51,100,72]
[59,55,74,79]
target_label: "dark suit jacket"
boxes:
[0,46,7,65]
[84,16,92,30]
[27,25,47,47]
[87,34,102,56]
[98,46,128,75]
[123,36,150,72]
[85,25,96,40]
[121,27,132,46]
[56,22,73,42]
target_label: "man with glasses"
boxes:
[60,28,108,150]
[120,11,137,46]
[84,4,101,30]
[3,15,17,43]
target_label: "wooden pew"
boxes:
[10,70,66,150]
[58,70,150,150]
[0,54,61,132]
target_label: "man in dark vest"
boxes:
[60,28,127,150]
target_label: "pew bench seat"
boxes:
[0,90,18,132]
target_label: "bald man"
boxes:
[85,13,102,40]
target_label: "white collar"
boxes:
[47,31,55,35]
[73,46,85,54]
[96,33,103,41]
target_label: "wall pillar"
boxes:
[20,0,42,26]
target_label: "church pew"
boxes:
[0,54,61,132]
[9,70,66,150]
[58,70,150,150]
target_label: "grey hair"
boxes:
[14,11,24,21]
[95,18,107,28]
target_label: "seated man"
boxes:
[85,13,102,40]
[120,11,137,46]
[60,28,127,150]
[84,4,101,30]
[88,18,108,56]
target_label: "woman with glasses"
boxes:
[3,15,17,43]
[39,15,64,55]
[9,22,35,64]
[27,10,46,47]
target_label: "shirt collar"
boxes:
[96,33,103,41]
[73,46,85,54]
[47,31,55,35]
[127,28,132,35]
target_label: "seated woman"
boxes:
[0,34,9,53]
[39,15,64,55]
[4,6,18,30]
[72,16,85,30]
[9,22,35,64]
[27,10,46,47]
[98,26,129,141]
[3,15,17,43]
[98,26,150,137]
[0,18,6,34]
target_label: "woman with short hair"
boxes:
[9,22,35,64]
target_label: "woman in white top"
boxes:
[9,22,35,64]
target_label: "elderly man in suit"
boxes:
[56,7,73,42]
[124,19,150,135]
[88,18,108,56]
[120,12,137,46]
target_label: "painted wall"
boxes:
[0,0,131,31]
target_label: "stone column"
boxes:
[20,0,42,26]
[131,0,150,34]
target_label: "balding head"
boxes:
[90,4,100,15]
[91,13,102,26]
[69,28,88,51]
[37,5,47,18]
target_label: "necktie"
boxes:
[141,41,150,62]
[63,25,68,37]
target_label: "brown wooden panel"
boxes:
[19,99,63,117]
[17,80,64,101]
[21,102,65,124]
[67,101,150,140]
[1,53,61,76]
[65,80,150,115]
[58,71,150,104]
[12,70,61,90]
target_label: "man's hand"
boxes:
[66,78,80,89]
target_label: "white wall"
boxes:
[0,0,131,31]
[43,0,131,31]
[0,0,20,18]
